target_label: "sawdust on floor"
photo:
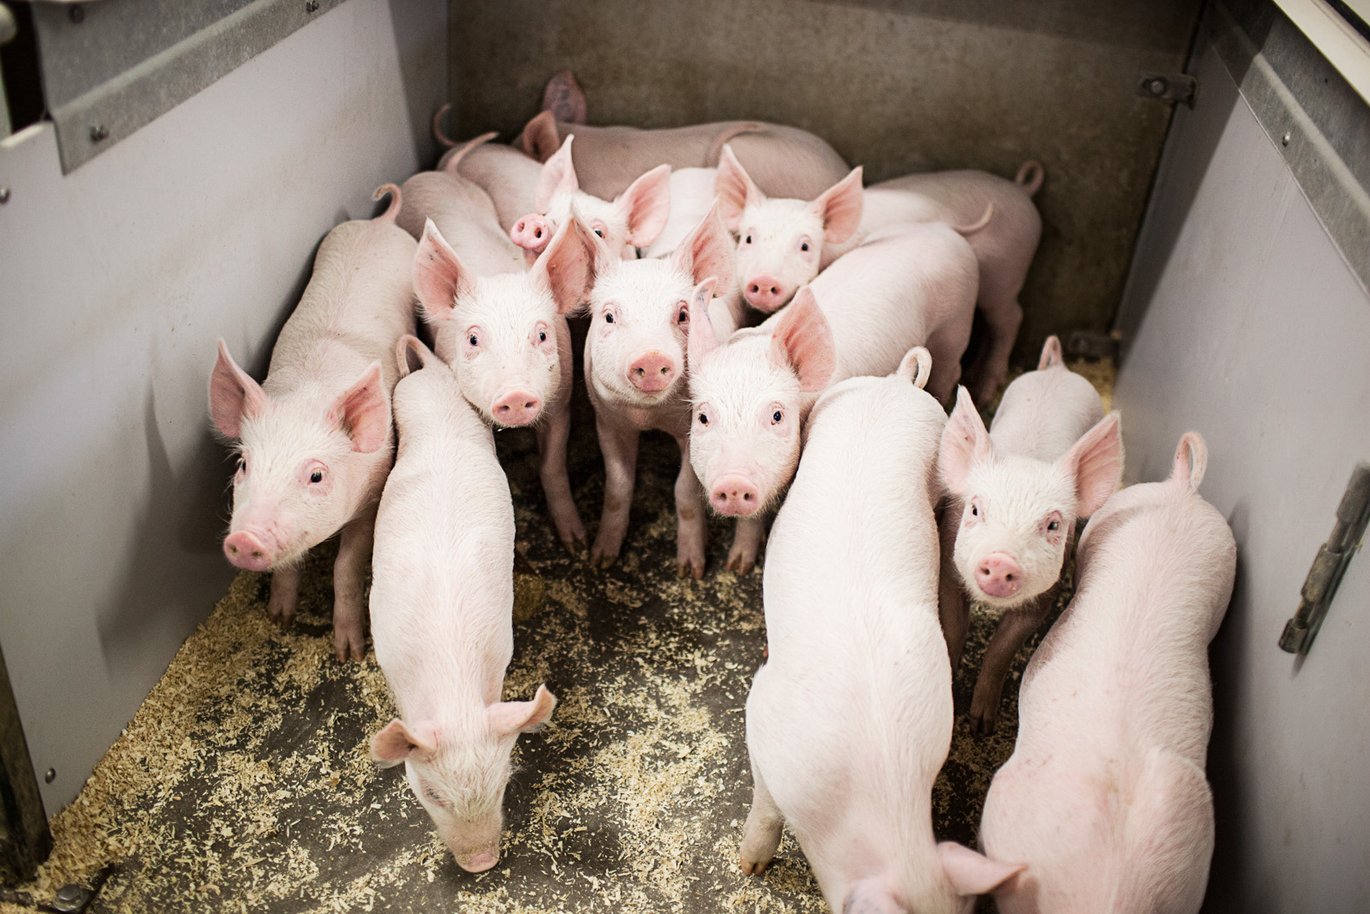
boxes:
[2,359,1113,914]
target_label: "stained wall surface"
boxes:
[0,0,445,810]
[1115,30,1370,914]
[448,0,1201,360]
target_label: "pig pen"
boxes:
[0,358,1113,914]
[3,0,1369,912]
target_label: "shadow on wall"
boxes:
[388,0,445,170]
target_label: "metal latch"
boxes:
[1136,72,1198,107]
[1280,463,1370,654]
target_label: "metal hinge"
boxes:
[1280,463,1370,655]
[1136,71,1198,107]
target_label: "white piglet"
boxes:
[369,336,556,874]
[979,432,1236,914]
[210,184,416,660]
[740,352,1023,913]
[402,159,598,549]
[936,336,1122,733]
[687,222,979,571]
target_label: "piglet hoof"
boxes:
[739,854,771,877]
[724,544,759,575]
[333,623,366,663]
[967,695,1003,736]
[676,556,705,580]
[552,512,588,555]
[588,541,620,570]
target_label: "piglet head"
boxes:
[210,341,390,572]
[414,217,595,428]
[689,287,835,518]
[370,685,556,873]
[940,386,1122,610]
[587,204,733,408]
[716,144,863,312]
[513,136,670,261]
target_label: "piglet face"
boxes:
[211,344,388,571]
[587,258,694,406]
[733,199,825,312]
[370,687,556,873]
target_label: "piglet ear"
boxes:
[519,109,561,163]
[687,277,721,367]
[488,684,557,736]
[714,144,764,232]
[1038,334,1064,370]
[370,719,437,768]
[936,842,1025,896]
[769,287,835,392]
[811,166,864,243]
[330,362,390,454]
[674,203,736,290]
[617,164,672,247]
[533,135,580,211]
[413,219,471,324]
[939,386,992,495]
[395,334,439,379]
[532,211,599,316]
[1171,432,1207,492]
[896,346,932,389]
[209,340,267,440]
[1059,411,1123,517]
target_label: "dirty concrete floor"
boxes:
[2,361,1112,914]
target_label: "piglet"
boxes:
[369,336,555,873]
[687,222,979,571]
[515,109,850,202]
[209,184,416,660]
[579,204,743,577]
[740,351,1023,913]
[400,160,598,549]
[979,432,1236,914]
[716,146,1044,402]
[936,336,1122,733]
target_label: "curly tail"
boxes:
[705,122,768,167]
[953,202,994,236]
[371,183,402,224]
[1015,159,1045,197]
[431,103,457,148]
[438,131,499,175]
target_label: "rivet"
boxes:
[69,5,85,24]
[89,124,109,143]
[0,186,10,205]
[1148,77,1167,96]
[1281,131,1292,146]
[44,767,56,783]
[305,0,320,11]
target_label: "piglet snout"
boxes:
[627,351,677,393]
[711,475,760,517]
[743,275,787,311]
[224,530,275,572]
[975,552,1023,599]
[510,214,551,254]
[455,850,499,873]
[491,389,543,426]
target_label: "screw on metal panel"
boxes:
[43,767,55,783]
[89,124,109,143]
[1282,131,1292,146]
[305,0,319,11]
[69,5,84,24]
[1147,77,1167,96]
[51,884,92,913]
[0,187,10,204]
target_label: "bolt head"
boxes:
[89,124,109,143]
[0,186,10,204]
[44,767,56,783]
[1282,131,1292,146]
[1148,77,1167,96]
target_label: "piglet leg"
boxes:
[969,296,1024,406]
[332,510,375,662]
[673,435,708,579]
[535,395,586,551]
[267,564,301,626]
[937,504,970,671]
[740,752,785,876]
[590,418,639,568]
[968,597,1050,735]
[726,516,766,575]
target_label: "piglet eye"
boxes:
[698,412,709,426]
[309,469,324,484]
[468,333,479,347]
[593,228,605,239]
[970,502,979,517]
[1047,519,1061,532]
[800,242,810,252]
[744,235,752,244]
[677,307,689,324]
[604,312,615,324]
[236,456,247,473]
[771,409,783,425]
[538,329,548,342]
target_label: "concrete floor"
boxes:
[0,361,1113,913]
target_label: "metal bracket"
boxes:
[1280,463,1370,654]
[1137,71,1198,107]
